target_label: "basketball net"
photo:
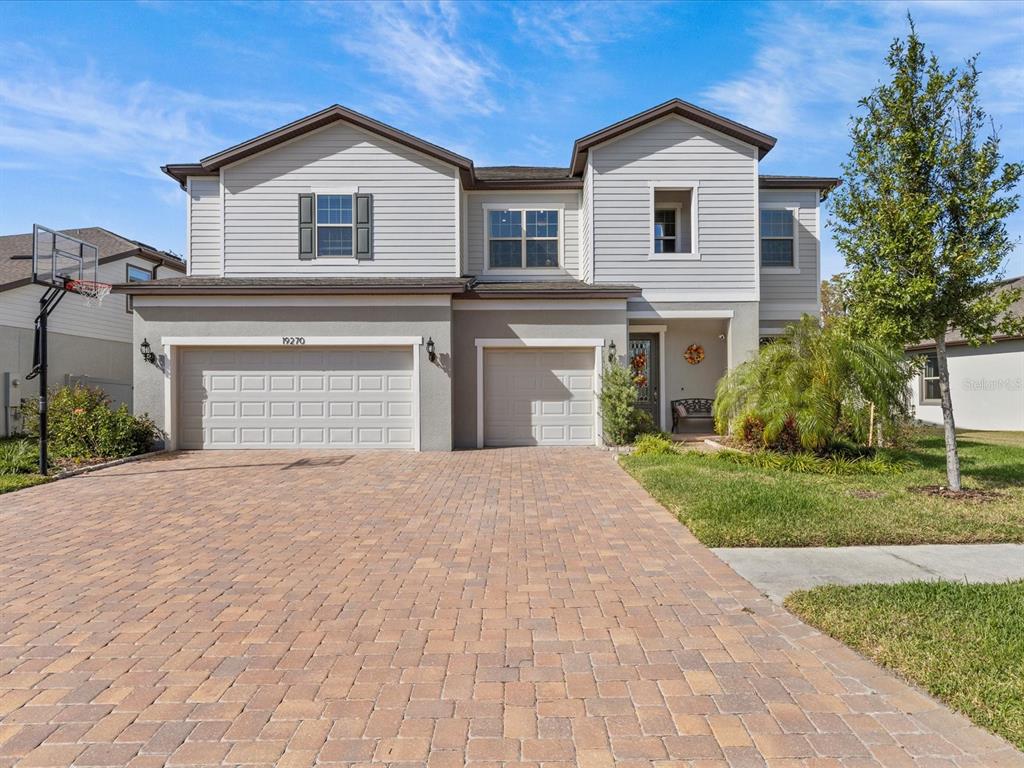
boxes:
[66,279,112,307]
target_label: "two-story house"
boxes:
[124,99,838,451]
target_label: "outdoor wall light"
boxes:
[140,338,156,364]
[426,337,437,363]
[607,339,617,362]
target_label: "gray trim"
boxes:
[759,175,842,201]
[298,193,315,260]
[354,193,373,260]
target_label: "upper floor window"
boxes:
[921,351,940,404]
[650,186,697,259]
[126,263,153,313]
[760,208,796,268]
[317,194,353,257]
[487,208,560,270]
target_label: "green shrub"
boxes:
[713,448,908,476]
[632,433,676,457]
[0,439,36,474]
[20,385,157,460]
[600,361,654,445]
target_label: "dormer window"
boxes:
[316,194,353,257]
[485,207,561,270]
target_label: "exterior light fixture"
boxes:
[607,339,617,362]
[426,337,437,363]
[140,338,156,364]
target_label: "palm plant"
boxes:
[714,316,914,451]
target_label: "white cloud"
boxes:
[315,1,501,118]
[0,48,301,182]
[511,1,657,59]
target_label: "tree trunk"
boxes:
[935,335,962,491]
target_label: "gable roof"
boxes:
[163,104,474,188]
[163,99,800,191]
[569,99,777,175]
[0,227,184,292]
[906,276,1024,351]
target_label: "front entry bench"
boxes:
[671,398,715,432]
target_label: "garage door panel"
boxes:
[179,347,415,450]
[484,348,595,447]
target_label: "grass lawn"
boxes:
[0,436,49,495]
[786,581,1024,750]
[621,429,1024,547]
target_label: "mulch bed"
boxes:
[911,485,1007,502]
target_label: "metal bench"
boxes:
[671,398,714,432]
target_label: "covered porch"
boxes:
[627,314,733,440]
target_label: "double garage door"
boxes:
[178,347,415,449]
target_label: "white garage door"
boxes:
[178,347,415,449]
[483,348,595,447]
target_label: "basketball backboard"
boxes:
[32,224,99,290]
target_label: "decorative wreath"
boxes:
[630,351,648,388]
[685,344,705,365]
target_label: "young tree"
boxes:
[831,19,1023,490]
[820,274,850,325]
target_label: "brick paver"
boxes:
[1,448,1020,767]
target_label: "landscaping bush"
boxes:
[20,385,158,461]
[714,315,914,453]
[600,361,655,445]
[632,433,676,457]
[712,448,908,476]
[0,439,35,474]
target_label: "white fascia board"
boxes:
[474,338,606,348]
[162,336,423,347]
[639,290,757,302]
[627,309,735,319]
[132,295,451,307]
[454,299,624,311]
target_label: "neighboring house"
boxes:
[125,99,838,451]
[0,227,184,436]
[907,276,1024,431]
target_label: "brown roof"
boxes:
[0,227,184,292]
[569,99,777,175]
[114,276,470,295]
[164,100,841,193]
[760,175,842,200]
[906,276,1024,350]
[464,279,640,299]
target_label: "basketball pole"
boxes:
[27,287,65,476]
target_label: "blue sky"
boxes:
[1,0,1022,280]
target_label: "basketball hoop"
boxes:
[66,279,112,306]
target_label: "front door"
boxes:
[628,333,660,429]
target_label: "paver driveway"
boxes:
[1,449,1021,768]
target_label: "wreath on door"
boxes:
[630,350,648,387]
[685,344,705,365]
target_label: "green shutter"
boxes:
[354,193,373,260]
[298,193,315,260]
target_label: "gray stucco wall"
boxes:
[1,324,132,436]
[628,300,759,369]
[131,304,453,451]
[451,306,628,448]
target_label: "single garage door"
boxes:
[178,347,415,449]
[483,347,595,446]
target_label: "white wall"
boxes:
[910,340,1024,431]
[463,191,579,278]
[219,122,459,277]
[188,177,222,276]
[590,115,758,298]
[759,188,820,333]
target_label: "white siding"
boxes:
[580,161,594,283]
[759,188,820,317]
[221,122,458,277]
[188,177,222,277]
[591,115,758,297]
[465,191,579,278]
[0,256,168,343]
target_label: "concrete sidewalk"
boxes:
[714,543,1024,602]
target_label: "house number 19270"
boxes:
[282,336,306,345]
